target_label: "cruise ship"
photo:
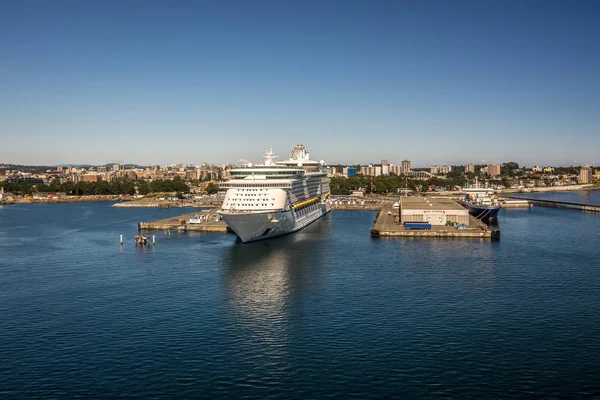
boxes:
[217,145,331,243]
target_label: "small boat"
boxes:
[188,215,203,224]
[134,235,150,245]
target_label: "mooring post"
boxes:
[152,235,155,245]
[120,234,123,245]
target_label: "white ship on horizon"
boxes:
[217,145,331,243]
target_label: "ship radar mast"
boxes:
[263,146,278,166]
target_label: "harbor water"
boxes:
[1,199,600,398]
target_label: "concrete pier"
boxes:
[371,200,497,239]
[138,210,230,232]
[505,196,600,213]
[500,199,533,208]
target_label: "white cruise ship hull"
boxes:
[219,203,330,243]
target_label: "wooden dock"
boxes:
[138,210,230,232]
[371,203,498,239]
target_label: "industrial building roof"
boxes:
[401,197,466,211]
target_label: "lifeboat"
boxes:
[293,197,320,210]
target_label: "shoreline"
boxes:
[2,185,598,207]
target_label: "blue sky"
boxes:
[1,0,599,167]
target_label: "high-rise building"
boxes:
[382,160,390,175]
[465,163,475,174]
[401,160,411,175]
[360,165,381,177]
[488,164,501,177]
[579,164,592,184]
[431,165,452,175]
[389,165,402,175]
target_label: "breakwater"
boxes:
[113,200,220,208]
[506,196,600,213]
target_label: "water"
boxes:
[1,200,600,399]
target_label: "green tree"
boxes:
[206,182,219,195]
[137,180,150,195]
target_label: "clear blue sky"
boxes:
[1,0,599,167]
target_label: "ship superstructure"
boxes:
[458,187,500,221]
[218,145,331,243]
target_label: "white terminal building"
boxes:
[400,197,470,226]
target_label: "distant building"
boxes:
[389,165,402,175]
[360,165,381,177]
[405,171,433,180]
[430,165,452,175]
[342,167,356,177]
[186,170,198,180]
[488,164,501,177]
[83,173,102,183]
[6,176,44,184]
[381,160,390,175]
[401,160,411,175]
[579,165,592,184]
[465,163,475,173]
[532,166,542,173]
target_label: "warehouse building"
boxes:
[400,197,470,226]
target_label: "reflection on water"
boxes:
[222,243,291,323]
[218,217,333,372]
[221,216,332,320]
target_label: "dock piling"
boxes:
[152,235,155,245]
[120,234,123,245]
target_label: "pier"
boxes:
[506,196,600,213]
[138,209,230,232]
[371,199,498,240]
[500,199,533,208]
[137,197,501,240]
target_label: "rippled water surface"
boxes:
[1,201,600,399]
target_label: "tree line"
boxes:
[0,177,190,196]
[329,174,469,195]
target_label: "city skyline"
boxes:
[1,157,597,171]
[2,1,599,166]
